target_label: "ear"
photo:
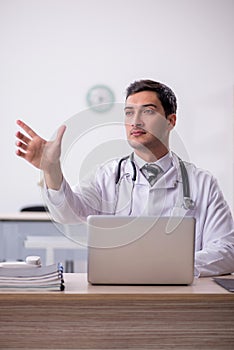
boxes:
[167,114,176,129]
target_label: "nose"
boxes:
[131,110,143,126]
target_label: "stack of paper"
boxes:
[0,263,64,291]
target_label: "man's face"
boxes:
[124,91,175,155]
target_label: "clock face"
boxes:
[86,85,115,112]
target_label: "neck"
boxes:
[134,145,169,162]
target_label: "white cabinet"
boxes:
[0,213,87,272]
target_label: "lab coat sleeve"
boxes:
[44,173,103,224]
[195,176,234,277]
[43,161,118,224]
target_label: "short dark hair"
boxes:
[126,79,177,117]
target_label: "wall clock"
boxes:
[86,84,115,112]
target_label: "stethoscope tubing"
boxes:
[115,152,195,212]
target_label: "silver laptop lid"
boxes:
[87,216,195,285]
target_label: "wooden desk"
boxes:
[0,274,234,349]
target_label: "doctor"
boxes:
[16,79,234,277]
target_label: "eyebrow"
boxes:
[124,103,158,110]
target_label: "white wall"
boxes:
[0,0,233,213]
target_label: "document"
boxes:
[0,261,64,291]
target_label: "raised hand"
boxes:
[16,120,66,189]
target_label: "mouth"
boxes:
[130,128,147,136]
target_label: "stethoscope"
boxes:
[114,152,195,214]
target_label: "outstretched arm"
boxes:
[15,119,66,190]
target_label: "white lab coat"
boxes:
[44,152,234,277]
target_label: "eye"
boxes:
[125,110,134,117]
[142,108,156,115]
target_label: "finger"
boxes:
[16,119,38,139]
[16,148,26,158]
[55,125,66,144]
[16,140,27,152]
[15,131,32,144]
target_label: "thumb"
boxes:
[55,125,66,145]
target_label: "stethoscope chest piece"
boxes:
[183,197,195,210]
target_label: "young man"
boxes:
[16,80,234,277]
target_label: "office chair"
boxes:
[20,205,49,212]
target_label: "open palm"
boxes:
[16,120,66,172]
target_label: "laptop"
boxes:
[87,215,195,285]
